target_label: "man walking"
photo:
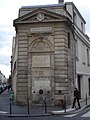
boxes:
[72,87,81,109]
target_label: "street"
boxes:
[0,111,90,120]
[0,89,90,120]
[0,107,90,120]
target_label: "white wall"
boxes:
[66,2,85,33]
[66,2,90,99]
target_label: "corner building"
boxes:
[12,2,89,105]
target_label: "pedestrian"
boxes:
[7,84,11,92]
[72,87,81,109]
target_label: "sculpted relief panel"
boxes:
[28,27,54,52]
[31,41,50,52]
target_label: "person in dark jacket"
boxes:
[72,87,81,109]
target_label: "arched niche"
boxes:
[28,38,54,53]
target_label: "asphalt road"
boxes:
[0,90,90,120]
[0,114,90,120]
[0,107,90,120]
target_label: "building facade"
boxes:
[0,71,7,85]
[12,1,90,105]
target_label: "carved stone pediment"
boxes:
[13,8,67,26]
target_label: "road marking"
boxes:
[0,111,8,114]
[82,111,90,117]
[64,113,78,117]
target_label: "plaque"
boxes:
[30,27,52,33]
[35,80,50,87]
[32,55,50,67]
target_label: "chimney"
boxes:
[58,0,64,4]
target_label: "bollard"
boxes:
[27,98,30,114]
[64,95,66,113]
[10,98,12,114]
[44,101,47,113]
[9,89,14,114]
[86,93,87,105]
[43,97,47,113]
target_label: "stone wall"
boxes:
[13,6,75,105]
[15,22,74,105]
[16,25,28,104]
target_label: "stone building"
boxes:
[12,1,90,105]
[0,71,7,85]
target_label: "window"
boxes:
[14,61,16,70]
[68,32,70,48]
[81,22,83,32]
[74,12,77,24]
[88,78,90,96]
[87,49,89,65]
[81,43,85,64]
[76,40,79,59]
[87,48,90,66]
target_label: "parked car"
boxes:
[0,85,4,93]
[0,84,8,93]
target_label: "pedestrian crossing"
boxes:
[81,111,90,117]
[64,110,90,117]
[0,111,8,114]
[64,113,78,117]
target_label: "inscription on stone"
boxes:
[30,27,52,33]
[32,55,50,67]
[35,80,50,87]
[32,68,50,76]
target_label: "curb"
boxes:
[50,104,90,115]
[50,110,73,115]
[83,104,90,110]
[71,104,90,114]
[0,104,90,117]
[8,113,51,117]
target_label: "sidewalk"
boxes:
[0,89,90,117]
[50,97,90,115]
[0,90,61,116]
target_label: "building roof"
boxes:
[21,3,64,9]
[21,2,86,24]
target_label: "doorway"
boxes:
[77,75,81,99]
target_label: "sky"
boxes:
[0,0,90,78]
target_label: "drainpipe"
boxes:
[72,4,76,88]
